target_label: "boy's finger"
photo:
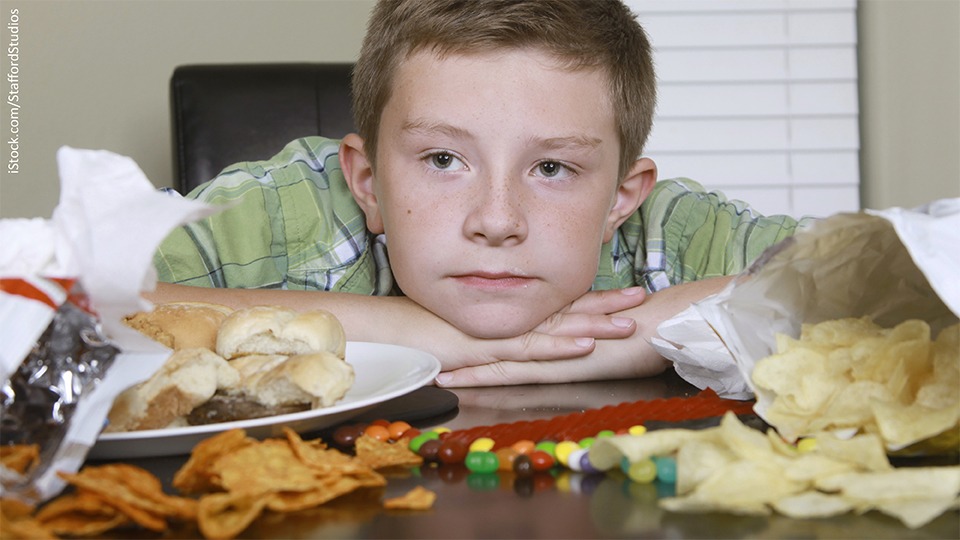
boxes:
[563,286,646,315]
[436,361,565,387]
[533,313,637,338]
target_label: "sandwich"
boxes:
[106,303,354,432]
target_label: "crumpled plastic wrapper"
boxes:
[652,198,960,409]
[0,147,217,504]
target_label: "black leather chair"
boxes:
[170,63,354,194]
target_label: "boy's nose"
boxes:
[463,180,528,246]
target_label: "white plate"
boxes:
[89,342,440,460]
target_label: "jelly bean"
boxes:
[418,439,443,462]
[465,451,499,474]
[534,440,557,457]
[595,429,616,439]
[370,419,390,427]
[438,440,469,464]
[568,448,588,472]
[528,450,555,472]
[387,421,412,440]
[554,441,580,466]
[578,437,595,449]
[469,437,496,452]
[332,424,364,447]
[363,424,391,441]
[579,451,600,474]
[628,425,646,436]
[408,431,440,453]
[432,426,452,434]
[652,456,676,484]
[797,438,818,453]
[401,427,421,440]
[495,447,520,471]
[627,458,657,483]
[511,439,536,455]
[513,454,535,477]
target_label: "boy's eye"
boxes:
[427,152,465,171]
[535,160,573,179]
[538,161,561,177]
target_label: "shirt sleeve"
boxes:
[622,178,813,291]
[153,137,372,291]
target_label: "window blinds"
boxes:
[626,0,860,217]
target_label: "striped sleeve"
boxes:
[619,178,812,291]
[153,137,374,292]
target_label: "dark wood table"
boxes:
[104,371,959,539]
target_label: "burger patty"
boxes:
[185,393,310,425]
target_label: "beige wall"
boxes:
[858,0,960,209]
[0,0,957,218]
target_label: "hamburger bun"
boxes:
[243,352,354,408]
[124,302,233,350]
[105,348,240,432]
[216,306,346,360]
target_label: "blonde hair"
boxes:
[352,0,657,180]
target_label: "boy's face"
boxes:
[344,48,654,338]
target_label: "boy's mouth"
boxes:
[449,272,536,290]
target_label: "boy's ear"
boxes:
[339,133,385,234]
[603,157,657,242]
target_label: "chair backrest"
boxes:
[170,63,354,194]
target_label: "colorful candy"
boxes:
[329,414,701,504]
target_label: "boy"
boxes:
[152,0,804,387]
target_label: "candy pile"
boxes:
[331,389,754,486]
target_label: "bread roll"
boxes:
[216,306,346,360]
[124,302,233,350]
[105,348,240,432]
[244,352,354,408]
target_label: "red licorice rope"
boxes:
[443,389,755,449]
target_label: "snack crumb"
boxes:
[383,486,436,511]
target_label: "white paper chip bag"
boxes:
[0,147,219,503]
[654,198,960,410]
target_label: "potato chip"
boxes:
[0,444,39,475]
[266,476,364,512]
[34,491,130,536]
[174,428,254,494]
[1,498,56,540]
[355,435,424,469]
[58,464,197,532]
[283,427,371,476]
[88,463,198,520]
[213,438,324,494]
[811,432,891,472]
[752,318,960,450]
[873,497,960,530]
[383,486,436,511]
[771,491,853,519]
[590,411,960,529]
[674,440,736,496]
[197,491,269,540]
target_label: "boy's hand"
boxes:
[424,286,649,372]
[434,276,733,387]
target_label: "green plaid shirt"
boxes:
[155,137,806,294]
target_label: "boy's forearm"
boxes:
[147,282,428,345]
